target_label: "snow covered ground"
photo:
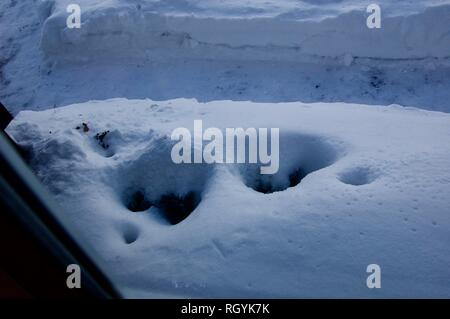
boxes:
[1,0,450,114]
[6,98,450,297]
[2,0,450,297]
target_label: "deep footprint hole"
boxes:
[253,168,307,194]
[238,133,342,194]
[156,191,201,225]
[125,190,152,212]
[123,189,200,225]
[117,136,212,225]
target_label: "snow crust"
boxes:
[7,98,450,297]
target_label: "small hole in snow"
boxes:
[338,167,378,186]
[92,129,121,157]
[95,130,110,149]
[121,223,140,244]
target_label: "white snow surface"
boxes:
[2,0,450,298]
[1,0,450,114]
[41,0,450,60]
[6,98,450,297]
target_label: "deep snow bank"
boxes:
[2,0,450,115]
[6,98,450,297]
[41,0,450,61]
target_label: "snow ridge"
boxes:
[42,2,450,61]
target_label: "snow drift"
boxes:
[41,1,450,61]
[6,98,450,297]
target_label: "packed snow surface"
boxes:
[7,98,450,297]
[1,0,450,114]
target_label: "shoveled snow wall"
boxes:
[41,2,450,62]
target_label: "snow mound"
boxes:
[41,1,450,61]
[6,98,450,297]
[2,1,450,114]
